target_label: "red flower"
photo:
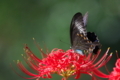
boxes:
[14,44,112,80]
[109,59,120,80]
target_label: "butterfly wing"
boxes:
[70,12,100,54]
[87,32,101,54]
[70,12,87,46]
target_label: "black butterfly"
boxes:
[70,12,101,55]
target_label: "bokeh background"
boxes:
[0,0,120,80]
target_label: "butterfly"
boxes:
[70,12,101,55]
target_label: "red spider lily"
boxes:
[14,44,112,80]
[109,59,120,80]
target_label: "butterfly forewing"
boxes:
[70,12,87,46]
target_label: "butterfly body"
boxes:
[70,12,101,55]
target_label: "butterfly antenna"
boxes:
[60,40,70,46]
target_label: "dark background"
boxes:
[0,0,120,80]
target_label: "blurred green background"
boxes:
[0,0,120,80]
